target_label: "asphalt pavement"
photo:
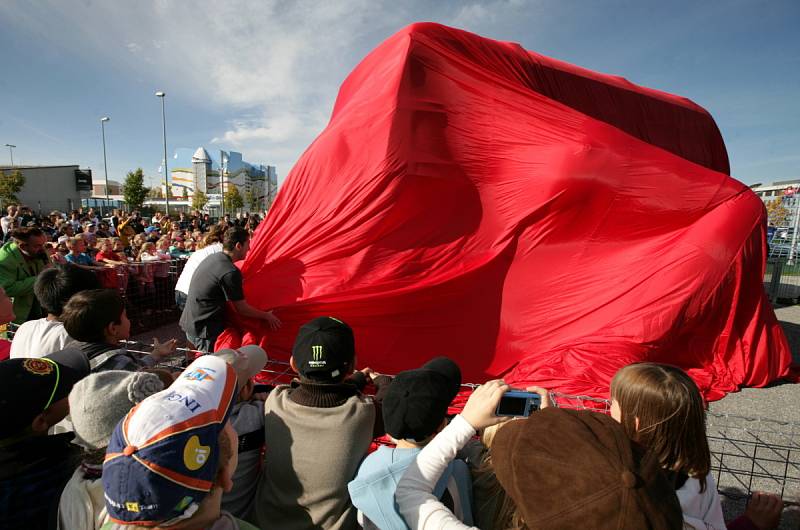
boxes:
[709,304,800,423]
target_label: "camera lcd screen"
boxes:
[496,396,529,416]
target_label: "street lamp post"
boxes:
[155,91,169,216]
[220,149,225,218]
[4,144,15,166]
[100,117,110,215]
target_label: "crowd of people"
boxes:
[0,205,263,329]
[0,205,791,530]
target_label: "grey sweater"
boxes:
[252,383,377,530]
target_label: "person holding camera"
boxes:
[396,380,684,530]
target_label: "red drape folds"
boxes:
[218,23,792,400]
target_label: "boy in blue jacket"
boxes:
[348,357,473,530]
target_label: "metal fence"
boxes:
[96,258,187,334]
[122,346,800,513]
[764,259,800,303]
[707,414,800,504]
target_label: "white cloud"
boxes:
[451,4,494,28]
[0,0,530,178]
[212,114,305,144]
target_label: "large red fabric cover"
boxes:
[219,23,792,400]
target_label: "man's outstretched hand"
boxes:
[263,310,282,330]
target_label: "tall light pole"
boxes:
[100,117,110,214]
[4,144,15,166]
[155,91,169,215]
[220,149,225,218]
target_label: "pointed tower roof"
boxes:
[192,147,211,162]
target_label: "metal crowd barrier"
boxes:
[765,258,800,304]
[123,343,800,511]
[97,258,187,334]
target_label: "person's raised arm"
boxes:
[396,379,511,530]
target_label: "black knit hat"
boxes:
[383,357,462,442]
[292,316,355,381]
[0,357,87,439]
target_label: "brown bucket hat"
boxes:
[492,407,683,530]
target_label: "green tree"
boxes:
[123,168,149,209]
[192,190,209,211]
[244,190,259,211]
[182,187,189,200]
[224,185,244,212]
[0,169,26,207]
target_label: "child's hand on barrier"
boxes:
[745,491,783,530]
[151,338,178,361]
[461,379,511,431]
[525,386,551,409]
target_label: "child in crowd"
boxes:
[65,236,100,268]
[95,238,127,266]
[0,357,89,530]
[110,237,131,260]
[129,232,147,257]
[58,288,177,372]
[56,238,70,259]
[58,370,165,529]
[252,316,392,530]
[610,363,785,530]
[169,238,191,257]
[94,238,129,290]
[86,232,100,260]
[139,241,170,309]
[215,346,270,520]
[135,240,157,289]
[349,357,473,530]
[10,264,100,359]
[46,241,68,264]
[396,379,684,530]
[100,355,258,529]
[155,236,172,258]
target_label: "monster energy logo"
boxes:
[311,345,324,360]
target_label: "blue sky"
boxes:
[0,0,797,188]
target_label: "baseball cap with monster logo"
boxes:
[102,355,237,526]
[292,316,356,382]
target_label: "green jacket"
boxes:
[0,242,48,323]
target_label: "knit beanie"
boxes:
[69,370,164,450]
[492,407,683,530]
